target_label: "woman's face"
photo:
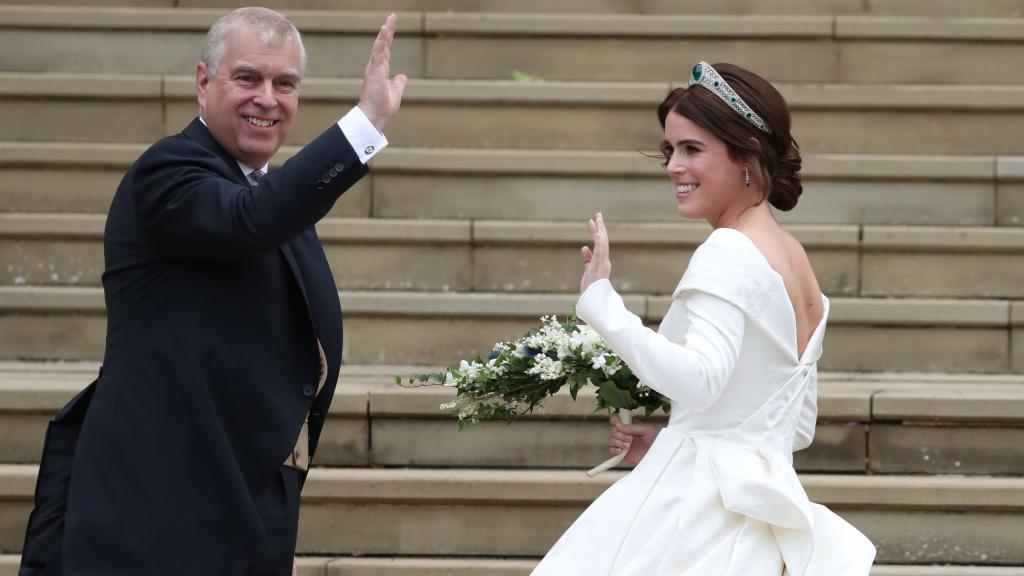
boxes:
[662,111,750,224]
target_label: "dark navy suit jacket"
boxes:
[20,118,365,575]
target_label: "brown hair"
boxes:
[657,63,802,211]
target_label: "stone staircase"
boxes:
[0,2,1023,575]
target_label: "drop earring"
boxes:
[744,167,751,188]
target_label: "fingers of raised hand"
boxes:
[369,15,397,69]
[592,212,609,262]
[391,74,408,106]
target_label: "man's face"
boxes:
[196,27,301,168]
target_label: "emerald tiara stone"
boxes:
[686,61,771,134]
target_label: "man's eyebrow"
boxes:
[229,64,260,75]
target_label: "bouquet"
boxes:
[398,310,670,476]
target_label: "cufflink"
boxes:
[364,145,375,155]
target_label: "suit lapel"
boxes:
[183,118,248,184]
[183,117,319,338]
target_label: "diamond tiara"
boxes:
[687,61,771,134]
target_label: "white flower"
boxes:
[486,358,507,377]
[443,371,457,387]
[440,400,458,410]
[593,354,622,376]
[527,355,565,381]
[572,326,604,356]
[604,360,622,376]
[459,359,483,381]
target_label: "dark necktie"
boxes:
[249,169,264,186]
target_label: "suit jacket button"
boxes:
[315,183,325,191]
[334,163,344,172]
[321,175,331,184]
[303,384,315,397]
[328,168,338,178]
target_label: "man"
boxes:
[19,7,406,575]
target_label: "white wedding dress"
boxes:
[532,228,875,576]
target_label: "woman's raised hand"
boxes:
[580,212,612,294]
[609,412,661,466]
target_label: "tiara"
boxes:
[687,61,771,134]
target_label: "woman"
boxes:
[531,62,876,575]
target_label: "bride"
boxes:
[531,62,876,575]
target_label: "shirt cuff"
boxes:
[576,278,615,327]
[337,107,388,164]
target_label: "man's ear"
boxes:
[196,61,209,112]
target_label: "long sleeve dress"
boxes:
[531,227,876,576]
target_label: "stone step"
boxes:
[2,7,1024,84]
[4,0,1024,18]
[6,74,1024,156]
[3,555,1024,576]
[3,142,1020,227]
[3,362,1022,474]
[0,464,1022,563]
[12,213,1024,300]
[1,286,1022,372]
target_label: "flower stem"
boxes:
[585,408,633,478]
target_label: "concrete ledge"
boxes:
[775,83,1024,111]
[338,290,648,318]
[999,156,1024,180]
[15,214,1024,250]
[827,298,1010,327]
[166,75,670,104]
[3,285,1016,327]
[292,468,1024,510]
[29,0,1024,18]
[473,220,858,246]
[8,364,1021,423]
[423,13,833,37]
[158,74,1024,110]
[0,6,424,32]
[0,213,104,238]
[836,15,1024,41]
[863,225,1024,251]
[0,371,371,416]
[6,72,1024,112]
[0,141,145,166]
[5,6,1024,44]
[872,384,1024,421]
[0,285,104,311]
[3,554,1017,576]
[0,72,161,98]
[1005,302,1024,326]
[2,141,1012,181]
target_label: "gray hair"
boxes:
[202,7,307,76]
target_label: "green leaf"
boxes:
[597,380,636,410]
[511,69,544,82]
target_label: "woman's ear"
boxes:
[748,136,762,154]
